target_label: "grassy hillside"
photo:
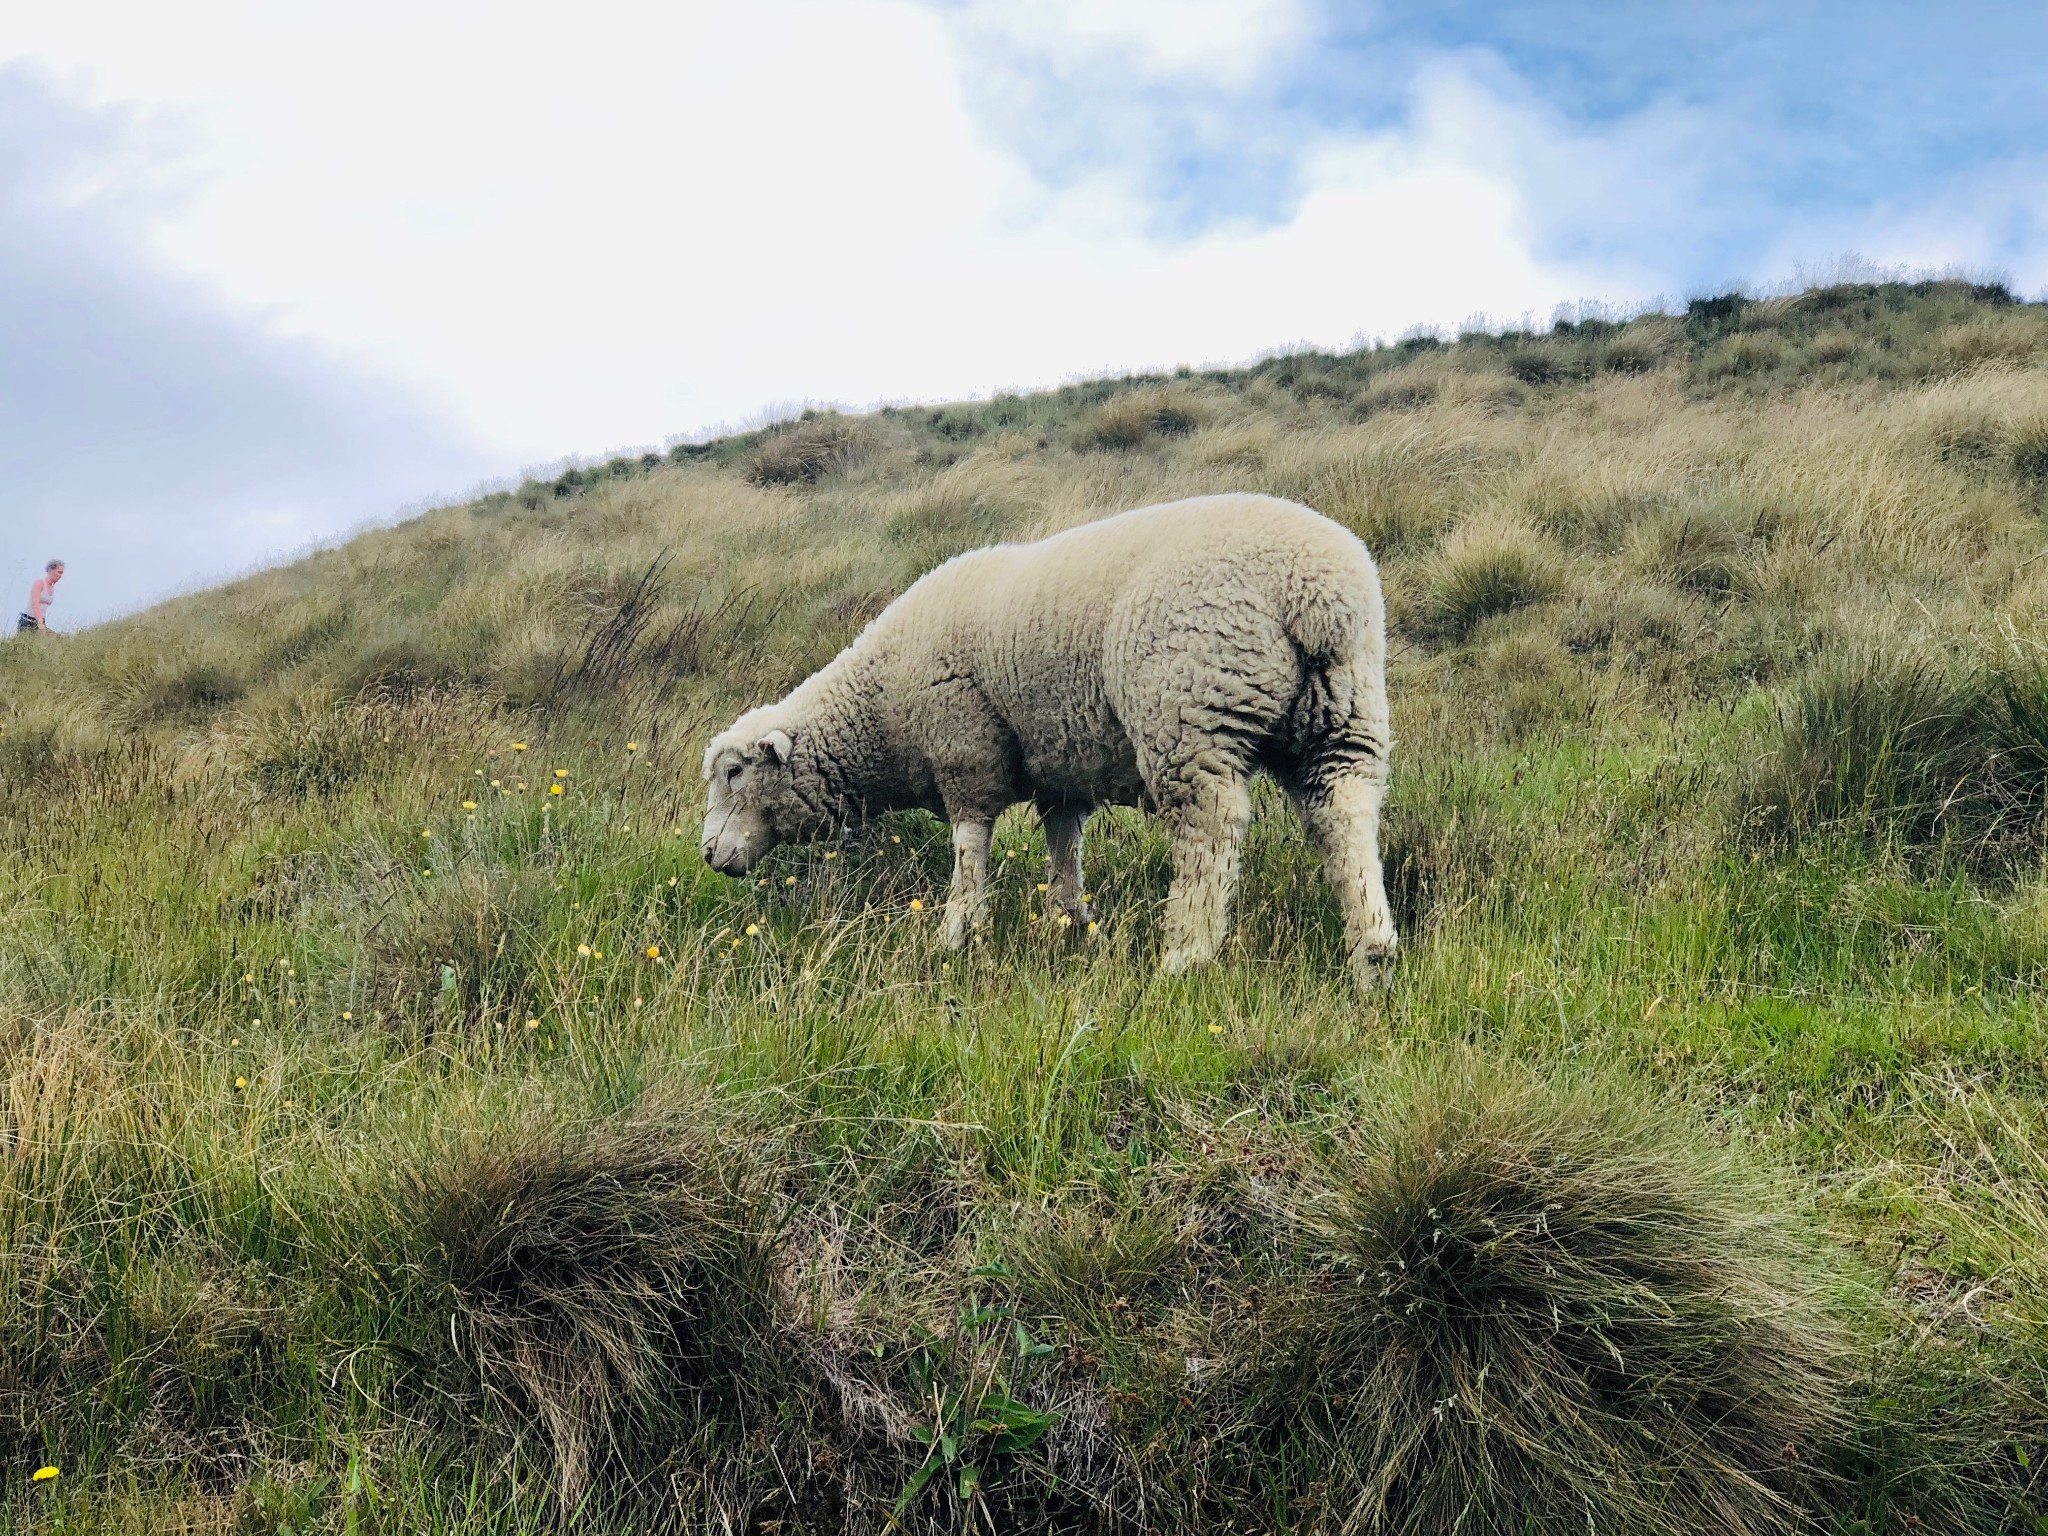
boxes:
[6,279,2048,1532]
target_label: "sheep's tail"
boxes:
[1278,551,1392,801]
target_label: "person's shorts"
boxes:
[16,614,38,634]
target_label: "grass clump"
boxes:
[1268,1061,1854,1536]
[1080,384,1209,450]
[1417,511,1565,641]
[375,1105,780,1511]
[746,412,866,485]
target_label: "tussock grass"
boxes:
[6,281,2048,1531]
[1267,1061,1853,1536]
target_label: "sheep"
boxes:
[699,492,1397,987]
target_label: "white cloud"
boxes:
[1,6,1660,468]
[958,0,1314,88]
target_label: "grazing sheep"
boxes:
[699,493,1397,987]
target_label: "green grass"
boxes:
[4,281,2048,1532]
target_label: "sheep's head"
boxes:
[699,718,810,876]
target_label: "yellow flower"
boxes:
[646,945,660,959]
[784,875,797,886]
[31,1465,57,1482]
[242,971,254,983]
[553,767,568,778]
[744,923,760,937]
[633,996,643,1007]
[823,849,837,860]
[1207,1024,1223,1035]
[462,799,477,811]
[1035,882,1049,893]
[890,834,901,844]
[593,949,603,959]
[512,741,528,751]
[526,1018,539,1030]
[757,878,768,887]
[421,868,432,876]
[577,943,592,957]
[667,875,678,886]
[627,741,639,751]
[1057,913,1072,928]
[908,898,924,912]
[1086,920,1098,935]
[490,778,502,788]
[230,1037,240,1047]
[235,1075,248,1088]
[549,783,563,795]
[1005,848,1017,859]
[342,1010,353,1021]
[420,829,431,838]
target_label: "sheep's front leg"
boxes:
[1041,804,1090,925]
[942,817,994,949]
[1159,770,1252,974]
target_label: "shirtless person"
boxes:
[18,560,63,634]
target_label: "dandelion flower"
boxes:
[462,799,477,811]
[823,849,837,860]
[230,1036,241,1047]
[1207,1024,1223,1035]
[744,922,760,937]
[646,945,661,959]
[627,741,640,751]
[490,778,502,788]
[242,972,255,983]
[1006,848,1017,859]
[235,1075,248,1089]
[784,875,797,886]
[420,829,431,839]
[757,878,768,887]
[512,741,528,751]
[342,1010,353,1021]
[891,834,901,844]
[593,949,603,959]
[526,1018,539,1031]
[577,943,592,957]
[421,868,432,876]
[549,783,563,796]
[1035,882,1049,893]
[908,897,924,912]
[553,768,568,778]
[1086,920,1098,935]
[32,1465,57,1482]
[1057,913,1072,928]
[668,874,678,886]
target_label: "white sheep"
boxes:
[699,492,1397,987]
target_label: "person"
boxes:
[19,560,63,634]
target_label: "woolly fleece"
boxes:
[699,492,1396,987]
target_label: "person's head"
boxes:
[44,560,63,583]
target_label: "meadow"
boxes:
[4,279,2048,1533]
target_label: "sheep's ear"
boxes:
[758,728,794,765]
[701,744,720,781]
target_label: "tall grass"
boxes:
[4,281,2048,1531]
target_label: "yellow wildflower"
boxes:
[1035,882,1049,893]
[744,923,760,937]
[908,898,924,912]
[235,1075,248,1088]
[593,949,603,959]
[549,783,563,795]
[490,778,502,788]
[823,849,837,859]
[1057,913,1072,927]
[342,1010,353,1021]
[32,1465,57,1482]
[646,945,661,959]
[553,767,568,778]
[420,829,431,838]
[1207,1024,1223,1035]
[891,834,901,844]
[668,875,678,886]
[627,741,639,751]
[242,972,254,983]
[784,875,797,886]
[1086,920,1098,935]
[462,799,477,811]
[526,1018,539,1031]
[577,943,592,957]
[512,741,528,751]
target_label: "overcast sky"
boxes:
[4,1,2047,624]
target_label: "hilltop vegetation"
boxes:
[5,279,2048,1532]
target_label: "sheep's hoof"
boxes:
[1159,942,1216,975]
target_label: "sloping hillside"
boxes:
[5,281,2048,1533]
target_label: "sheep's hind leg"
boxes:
[1298,769,1398,989]
[1041,804,1090,927]
[942,817,994,949]
[1159,769,1253,975]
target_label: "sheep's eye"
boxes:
[724,763,743,784]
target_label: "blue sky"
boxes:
[3,0,2045,622]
